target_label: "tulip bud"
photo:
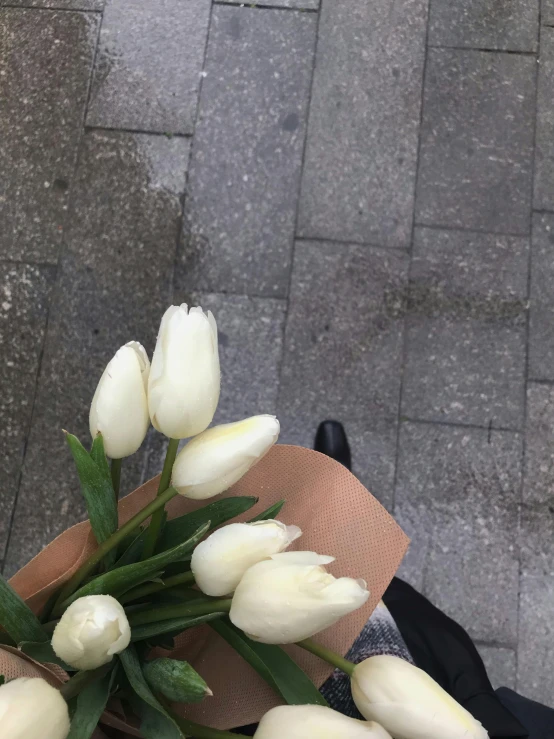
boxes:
[351,655,488,739]
[52,595,131,671]
[0,677,70,739]
[172,415,280,500]
[89,341,150,458]
[254,705,392,738]
[148,304,220,439]
[192,520,302,596]
[230,551,369,644]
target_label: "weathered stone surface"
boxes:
[518,575,554,704]
[395,422,522,645]
[3,131,189,575]
[523,382,554,505]
[0,0,103,11]
[0,264,54,561]
[87,0,211,134]
[0,8,99,262]
[298,0,427,247]
[428,0,538,52]
[218,0,318,7]
[534,28,554,211]
[529,213,554,380]
[176,5,316,297]
[403,227,528,428]
[278,241,408,509]
[416,49,535,235]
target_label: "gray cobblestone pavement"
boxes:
[1,0,553,703]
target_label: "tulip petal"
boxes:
[192,520,302,596]
[351,656,488,739]
[230,550,369,643]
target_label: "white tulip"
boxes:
[254,705,392,739]
[230,551,369,644]
[172,415,280,500]
[0,677,69,739]
[351,655,488,739]
[192,520,302,596]
[52,595,131,671]
[89,341,150,458]
[148,304,220,439]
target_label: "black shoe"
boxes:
[314,420,351,471]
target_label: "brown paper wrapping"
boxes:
[3,445,408,733]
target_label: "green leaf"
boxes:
[114,511,165,568]
[248,499,285,522]
[62,523,210,610]
[119,645,182,739]
[0,632,16,647]
[67,671,113,739]
[131,611,224,643]
[0,675,5,686]
[143,658,210,703]
[0,576,48,643]
[112,529,146,569]
[66,433,118,568]
[39,589,63,624]
[20,641,72,671]
[157,497,258,552]
[211,620,328,707]
[90,434,112,485]
[139,700,182,739]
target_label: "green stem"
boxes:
[297,638,355,677]
[128,599,232,627]
[141,438,180,560]
[111,457,122,501]
[59,665,110,701]
[52,485,179,614]
[120,570,196,604]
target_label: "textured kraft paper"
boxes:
[3,445,409,732]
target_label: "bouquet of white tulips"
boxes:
[0,305,489,739]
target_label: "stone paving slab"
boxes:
[535,29,554,211]
[518,575,554,705]
[520,504,554,577]
[402,227,528,429]
[0,0,102,8]
[0,8,99,263]
[278,241,409,509]
[298,0,427,248]
[477,646,517,690]
[529,214,554,380]
[520,384,554,593]
[543,0,554,26]
[428,0,538,52]
[520,383,554,580]
[177,5,316,298]
[395,422,522,645]
[87,0,211,134]
[416,49,536,235]
[523,383,554,506]
[3,130,189,575]
[217,0,319,8]
[0,264,54,560]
